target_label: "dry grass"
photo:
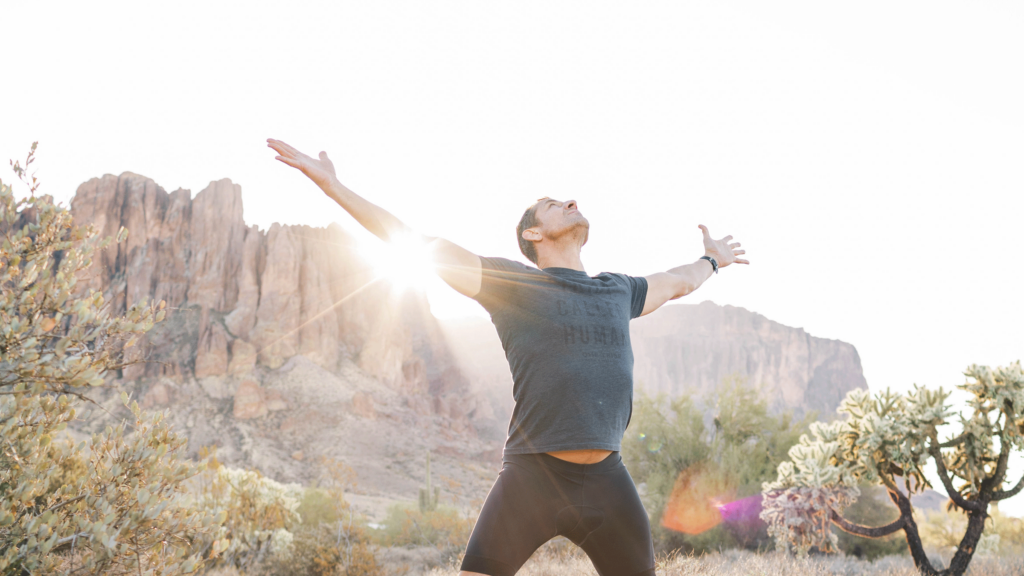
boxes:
[426,547,1024,576]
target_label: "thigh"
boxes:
[461,461,560,576]
[575,463,656,576]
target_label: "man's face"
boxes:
[533,198,590,244]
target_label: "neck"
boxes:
[536,249,585,272]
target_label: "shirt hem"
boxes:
[503,443,621,455]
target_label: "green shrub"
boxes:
[194,464,301,571]
[623,377,811,554]
[0,144,219,575]
[378,503,473,565]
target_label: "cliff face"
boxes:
[70,173,491,428]
[629,301,867,415]
[440,301,866,420]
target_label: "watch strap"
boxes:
[700,255,719,274]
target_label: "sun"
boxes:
[359,232,435,292]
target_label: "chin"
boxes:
[572,218,590,245]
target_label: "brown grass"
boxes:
[426,547,1024,576]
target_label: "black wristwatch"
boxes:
[700,255,719,274]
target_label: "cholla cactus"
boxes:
[761,363,1024,576]
[0,145,219,574]
[194,465,302,570]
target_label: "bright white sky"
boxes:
[4,2,1024,512]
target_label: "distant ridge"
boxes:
[630,301,867,416]
[441,300,867,420]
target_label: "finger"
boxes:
[275,155,302,169]
[721,235,733,243]
[734,249,746,255]
[735,258,750,265]
[698,224,710,239]
[271,139,301,157]
[319,151,329,160]
[729,242,741,249]
[268,141,293,157]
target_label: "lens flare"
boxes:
[359,232,434,292]
[660,465,735,535]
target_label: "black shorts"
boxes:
[461,452,656,576]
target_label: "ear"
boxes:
[521,228,543,242]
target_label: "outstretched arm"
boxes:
[268,139,482,297]
[640,224,748,316]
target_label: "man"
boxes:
[268,138,748,576]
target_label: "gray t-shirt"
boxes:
[472,256,648,455]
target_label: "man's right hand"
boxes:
[267,137,484,299]
[268,138,339,193]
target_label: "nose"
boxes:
[565,200,577,211]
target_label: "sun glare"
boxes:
[360,233,435,292]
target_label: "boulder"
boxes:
[195,322,229,378]
[265,389,290,412]
[199,376,234,400]
[141,381,171,408]
[228,339,257,376]
[233,380,267,420]
[351,391,376,419]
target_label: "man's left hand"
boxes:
[699,224,749,268]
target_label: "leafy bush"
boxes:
[194,463,301,571]
[622,378,810,554]
[0,144,219,575]
[258,456,382,576]
[378,504,472,564]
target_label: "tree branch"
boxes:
[993,472,1024,501]
[830,509,906,538]
[985,431,1011,493]
[929,441,983,512]
[42,494,86,515]
[938,432,968,448]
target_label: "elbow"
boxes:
[671,277,698,300]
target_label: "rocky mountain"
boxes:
[71,172,493,425]
[70,173,501,518]
[629,301,867,416]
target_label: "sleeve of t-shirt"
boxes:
[473,256,534,311]
[621,274,648,319]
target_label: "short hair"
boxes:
[516,198,549,265]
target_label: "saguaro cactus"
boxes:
[419,451,440,512]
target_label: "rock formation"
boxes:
[629,301,867,415]
[70,172,493,429]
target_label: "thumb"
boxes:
[319,151,330,161]
[698,224,710,239]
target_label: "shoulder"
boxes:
[479,256,539,275]
[596,271,642,287]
